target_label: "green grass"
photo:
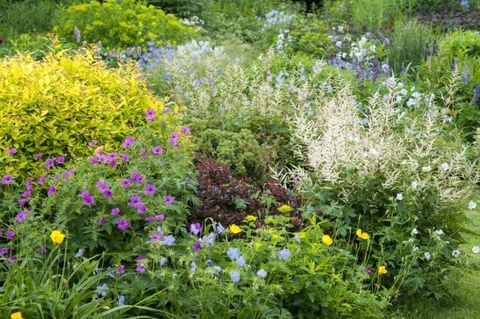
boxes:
[398,208,480,319]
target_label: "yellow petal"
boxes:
[322,234,333,246]
[229,224,242,234]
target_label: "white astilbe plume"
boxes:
[290,78,478,202]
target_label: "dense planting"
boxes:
[1,0,480,318]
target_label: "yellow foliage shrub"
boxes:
[0,51,170,178]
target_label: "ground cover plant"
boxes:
[1,0,480,318]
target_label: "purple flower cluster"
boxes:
[168,132,180,147]
[80,191,95,206]
[96,180,113,199]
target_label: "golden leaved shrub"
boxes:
[0,51,172,178]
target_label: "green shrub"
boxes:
[387,19,432,75]
[54,0,197,49]
[350,0,414,32]
[0,0,61,34]
[194,129,268,178]
[148,0,210,18]
[0,51,169,179]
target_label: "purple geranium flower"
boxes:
[2,174,13,185]
[164,195,174,205]
[18,199,27,205]
[116,217,130,231]
[130,172,144,184]
[111,208,120,215]
[152,145,163,155]
[48,185,56,195]
[120,154,129,162]
[189,222,202,236]
[56,156,65,164]
[34,152,43,159]
[121,179,131,188]
[145,216,154,222]
[38,175,46,185]
[15,211,27,223]
[88,140,98,147]
[106,153,118,160]
[38,246,48,254]
[98,217,107,225]
[144,184,156,196]
[180,126,191,134]
[21,190,31,198]
[149,233,162,242]
[44,158,55,169]
[6,230,15,239]
[116,264,125,275]
[123,136,135,149]
[155,214,164,221]
[108,160,117,168]
[193,241,201,252]
[80,191,95,206]
[0,247,9,255]
[129,195,143,208]
[7,149,17,155]
[135,264,146,273]
[146,108,156,121]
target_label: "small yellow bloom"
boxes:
[378,266,388,275]
[50,230,66,245]
[229,224,242,234]
[11,312,23,319]
[277,204,293,214]
[245,215,257,222]
[322,234,333,246]
[356,228,369,240]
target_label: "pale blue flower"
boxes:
[118,295,125,306]
[236,256,246,267]
[162,235,176,246]
[230,270,240,283]
[227,247,240,261]
[213,266,222,274]
[278,248,291,261]
[96,283,108,297]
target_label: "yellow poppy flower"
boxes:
[245,215,257,222]
[11,312,23,319]
[50,230,66,245]
[356,228,369,240]
[378,266,388,275]
[229,224,242,234]
[322,234,333,246]
[277,205,293,214]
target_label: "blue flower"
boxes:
[96,283,108,297]
[213,266,222,274]
[162,235,176,246]
[278,248,291,261]
[236,256,246,267]
[75,248,85,258]
[230,271,240,283]
[227,247,240,261]
[118,294,125,306]
[205,259,214,267]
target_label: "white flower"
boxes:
[424,252,431,261]
[422,166,432,173]
[256,268,268,278]
[369,148,379,156]
[413,245,419,252]
[411,181,418,190]
[159,256,167,266]
[452,249,461,258]
[411,228,419,236]
[472,246,479,254]
[406,98,416,107]
[435,229,444,236]
[396,193,403,201]
[440,163,450,171]
[468,201,477,210]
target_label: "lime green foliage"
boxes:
[0,51,166,179]
[54,0,196,49]
[440,30,480,83]
[194,129,268,178]
[387,19,432,74]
